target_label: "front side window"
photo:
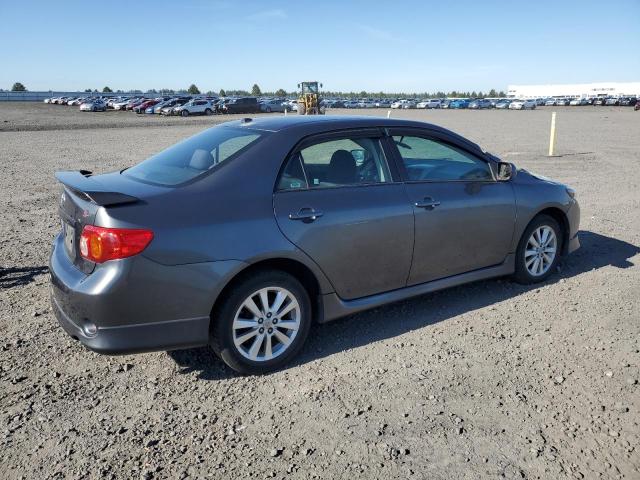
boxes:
[278,137,391,191]
[393,135,492,182]
[124,127,265,186]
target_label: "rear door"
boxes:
[388,128,516,285]
[273,129,414,300]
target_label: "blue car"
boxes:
[449,99,470,109]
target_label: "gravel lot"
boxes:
[1,103,639,479]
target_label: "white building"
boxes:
[506,82,640,99]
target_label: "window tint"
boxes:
[278,137,391,190]
[393,136,492,182]
[124,127,265,186]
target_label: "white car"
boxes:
[79,99,107,112]
[416,100,429,109]
[375,100,391,108]
[390,100,406,109]
[508,99,536,110]
[112,99,132,110]
[173,99,215,117]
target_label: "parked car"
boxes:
[495,99,512,109]
[219,97,261,114]
[449,99,470,109]
[619,97,637,106]
[569,98,588,106]
[375,100,391,108]
[441,99,452,109]
[593,97,607,106]
[79,99,107,112]
[134,99,160,114]
[468,99,492,109]
[555,98,570,106]
[508,99,536,110]
[173,99,215,116]
[51,116,580,374]
[604,97,620,106]
[260,99,287,113]
[635,102,640,111]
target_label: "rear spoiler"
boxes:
[55,171,139,206]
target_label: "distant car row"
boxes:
[44,95,265,115]
[44,94,639,114]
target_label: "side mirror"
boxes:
[496,162,514,181]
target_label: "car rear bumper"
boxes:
[49,233,245,354]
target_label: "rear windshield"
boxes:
[123,126,266,186]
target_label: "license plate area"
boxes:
[62,221,75,259]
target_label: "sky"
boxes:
[1,0,639,93]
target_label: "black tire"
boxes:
[297,103,306,115]
[181,109,189,117]
[204,108,213,116]
[513,214,563,284]
[210,270,312,375]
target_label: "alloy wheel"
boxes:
[524,226,557,276]
[232,287,301,362]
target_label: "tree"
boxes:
[275,88,287,97]
[84,89,92,93]
[11,82,26,92]
[187,84,200,95]
[102,86,113,93]
[488,88,497,97]
[219,89,226,97]
[251,84,262,96]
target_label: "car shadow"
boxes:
[0,266,49,289]
[167,231,639,380]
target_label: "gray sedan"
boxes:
[50,116,580,374]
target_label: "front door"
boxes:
[389,130,516,285]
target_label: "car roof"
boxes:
[224,115,487,156]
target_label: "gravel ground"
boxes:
[1,103,639,480]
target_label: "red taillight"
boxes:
[79,225,154,263]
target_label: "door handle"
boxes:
[289,207,324,222]
[414,197,441,210]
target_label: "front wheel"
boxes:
[513,215,562,284]
[204,108,213,116]
[297,103,306,115]
[181,110,189,117]
[210,270,312,374]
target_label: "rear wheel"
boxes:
[513,215,562,284]
[210,270,311,374]
[297,103,306,115]
[204,108,213,115]
[266,106,272,113]
[181,110,189,117]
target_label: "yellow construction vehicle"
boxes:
[297,81,325,115]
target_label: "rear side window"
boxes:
[124,127,265,186]
[278,137,391,190]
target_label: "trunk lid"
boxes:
[55,170,144,273]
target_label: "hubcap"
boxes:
[524,226,557,277]
[232,287,301,362]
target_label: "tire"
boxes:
[298,103,306,115]
[210,270,312,375]
[266,106,272,113]
[181,109,189,117]
[204,108,213,116]
[513,214,563,284]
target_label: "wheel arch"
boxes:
[528,206,571,255]
[209,257,326,330]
